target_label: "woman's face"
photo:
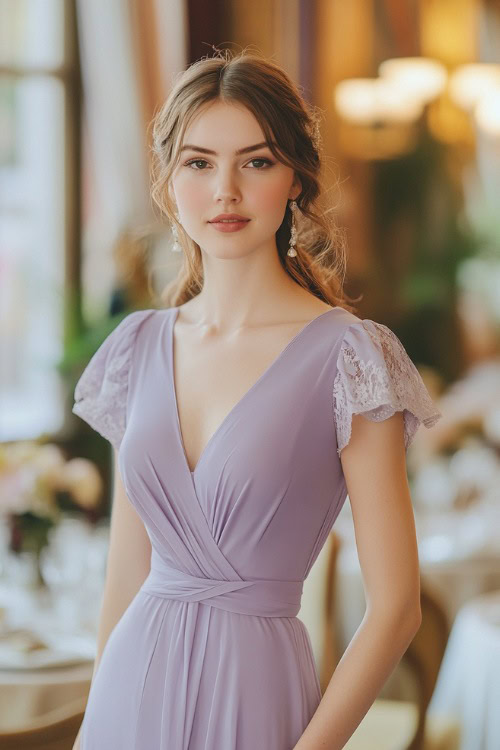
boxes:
[169,100,301,258]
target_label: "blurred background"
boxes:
[1,1,500,748]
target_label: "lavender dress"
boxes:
[72,305,441,749]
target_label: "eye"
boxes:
[247,157,274,169]
[184,159,210,170]
[183,156,274,171]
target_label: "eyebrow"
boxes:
[180,141,272,155]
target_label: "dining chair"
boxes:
[0,694,86,750]
[320,530,462,750]
[319,529,343,694]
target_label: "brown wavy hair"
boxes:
[150,47,358,313]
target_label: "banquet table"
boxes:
[0,588,95,732]
[0,555,97,730]
[427,589,500,750]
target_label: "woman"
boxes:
[72,49,442,750]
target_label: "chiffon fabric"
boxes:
[72,305,442,749]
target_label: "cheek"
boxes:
[252,179,290,223]
[253,170,291,202]
[173,176,207,212]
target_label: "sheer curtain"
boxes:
[75,0,187,317]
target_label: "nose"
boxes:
[213,166,241,204]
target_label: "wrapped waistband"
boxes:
[141,559,303,618]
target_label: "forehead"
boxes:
[182,101,266,148]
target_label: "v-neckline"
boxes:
[168,305,339,476]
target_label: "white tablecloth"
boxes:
[428,589,500,750]
[0,576,96,730]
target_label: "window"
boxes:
[0,0,78,440]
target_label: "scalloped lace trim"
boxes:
[71,311,157,450]
[72,343,131,451]
[333,321,442,455]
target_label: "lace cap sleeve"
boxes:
[333,319,442,456]
[71,309,155,451]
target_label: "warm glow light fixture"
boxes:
[379,57,448,105]
[333,78,424,159]
[449,63,500,112]
[475,88,500,136]
[334,58,500,157]
[334,77,423,125]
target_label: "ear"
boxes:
[289,174,302,201]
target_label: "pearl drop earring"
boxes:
[287,200,298,257]
[170,212,182,252]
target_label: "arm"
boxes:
[294,411,422,750]
[73,448,152,749]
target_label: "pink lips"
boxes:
[209,220,250,233]
[208,214,251,233]
[209,213,250,222]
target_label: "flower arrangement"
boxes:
[0,440,103,584]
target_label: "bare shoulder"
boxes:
[287,295,338,323]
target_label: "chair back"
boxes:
[405,581,450,750]
[319,529,342,693]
